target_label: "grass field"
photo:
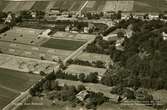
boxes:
[0,68,41,109]
[41,38,85,50]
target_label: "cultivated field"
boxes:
[41,38,85,50]
[0,53,58,74]
[65,64,107,76]
[3,1,20,12]
[0,41,73,61]
[20,1,36,11]
[31,1,50,11]
[0,68,41,109]
[1,0,167,12]
[83,0,106,12]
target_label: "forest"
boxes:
[87,18,167,90]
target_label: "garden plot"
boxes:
[0,27,48,45]
[0,68,41,109]
[52,31,96,41]
[65,64,106,76]
[41,38,85,50]
[76,52,111,64]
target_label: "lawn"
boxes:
[0,68,41,109]
[41,38,85,50]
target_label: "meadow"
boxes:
[0,68,41,109]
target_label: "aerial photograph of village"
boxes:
[0,0,167,110]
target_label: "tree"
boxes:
[79,73,86,82]
[86,72,98,83]
[101,75,113,86]
[77,85,86,92]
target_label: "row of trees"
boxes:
[56,70,99,83]
[67,59,105,68]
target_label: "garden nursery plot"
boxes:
[0,68,41,109]
[41,38,85,50]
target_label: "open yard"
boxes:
[0,68,41,109]
[41,38,85,50]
